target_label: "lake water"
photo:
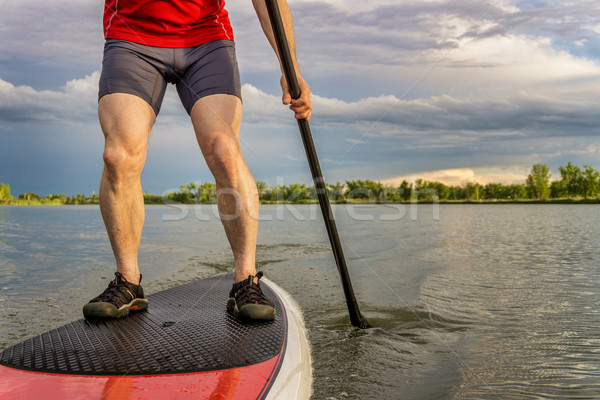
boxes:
[1,204,599,399]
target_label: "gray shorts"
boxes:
[98,39,242,115]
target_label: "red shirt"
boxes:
[103,0,234,48]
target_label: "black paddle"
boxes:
[264,0,369,329]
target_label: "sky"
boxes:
[1,0,599,196]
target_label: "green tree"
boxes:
[366,180,384,199]
[326,181,346,201]
[448,185,466,200]
[383,187,402,202]
[581,165,600,199]
[185,182,199,199]
[526,163,551,200]
[345,180,382,200]
[550,181,567,199]
[0,182,11,201]
[506,183,527,200]
[198,182,216,203]
[168,188,191,203]
[283,183,309,202]
[66,193,87,204]
[484,183,503,200]
[168,181,216,203]
[413,179,427,201]
[464,181,483,201]
[19,192,40,201]
[558,162,582,198]
[414,180,449,201]
[268,185,284,202]
[143,191,163,204]
[49,193,68,204]
[256,181,268,198]
[399,180,412,201]
[428,181,450,200]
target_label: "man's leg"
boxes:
[83,93,155,320]
[189,94,259,284]
[98,93,156,285]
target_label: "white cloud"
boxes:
[240,84,287,122]
[381,167,528,186]
[436,34,600,88]
[0,72,99,123]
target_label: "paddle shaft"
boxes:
[264,0,368,329]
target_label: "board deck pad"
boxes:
[0,273,285,376]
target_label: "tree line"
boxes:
[1,162,599,205]
[137,162,600,203]
[0,187,99,205]
[403,162,599,202]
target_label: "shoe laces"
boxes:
[91,272,138,306]
[231,271,273,307]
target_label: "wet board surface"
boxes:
[0,273,295,400]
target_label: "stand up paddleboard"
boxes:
[0,273,312,399]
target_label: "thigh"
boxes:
[99,93,155,155]
[177,40,242,115]
[99,39,169,116]
[190,94,242,149]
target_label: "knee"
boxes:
[102,143,146,184]
[204,136,242,183]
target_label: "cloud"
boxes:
[0,0,103,68]
[381,167,528,186]
[2,76,598,162]
[240,84,288,123]
[435,34,600,87]
[242,85,600,142]
[0,73,99,123]
[271,0,600,103]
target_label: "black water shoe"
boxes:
[83,272,148,320]
[227,271,275,321]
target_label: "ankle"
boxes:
[118,271,141,286]
[233,269,258,284]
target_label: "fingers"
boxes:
[288,96,312,121]
[280,75,312,121]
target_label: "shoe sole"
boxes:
[227,298,275,321]
[83,298,149,320]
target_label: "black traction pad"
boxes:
[0,273,285,375]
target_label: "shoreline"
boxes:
[2,198,599,206]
